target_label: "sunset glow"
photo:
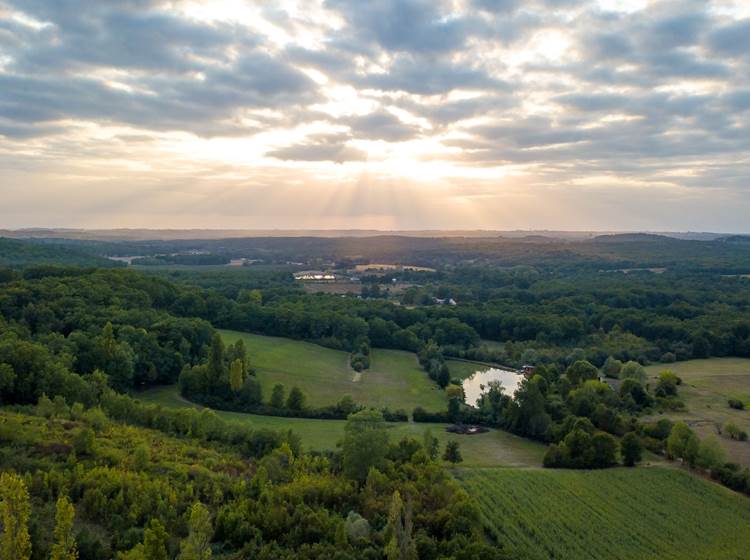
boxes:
[1,0,749,230]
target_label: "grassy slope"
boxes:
[220,330,459,412]
[645,358,750,466]
[457,467,750,560]
[137,385,546,467]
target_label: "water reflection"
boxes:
[463,368,522,407]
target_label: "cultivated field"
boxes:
[645,358,750,466]
[457,467,750,560]
[136,385,546,467]
[220,330,474,412]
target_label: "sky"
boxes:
[0,0,749,231]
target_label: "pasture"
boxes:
[457,467,750,560]
[220,330,466,412]
[645,358,750,466]
[136,385,546,467]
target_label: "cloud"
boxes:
[0,0,749,230]
[266,133,368,163]
[325,0,473,54]
[707,18,750,58]
[345,109,419,141]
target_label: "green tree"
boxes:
[270,384,285,408]
[73,428,95,456]
[229,359,244,393]
[94,322,135,391]
[667,422,700,466]
[565,360,599,385]
[696,436,726,470]
[601,357,623,378]
[620,361,646,383]
[207,334,226,392]
[178,502,212,560]
[655,370,680,397]
[143,518,168,560]
[447,397,462,423]
[286,386,305,411]
[0,363,15,403]
[422,429,439,461]
[0,472,31,560]
[342,409,389,482]
[589,432,618,468]
[133,444,150,471]
[384,491,417,560]
[50,495,77,560]
[442,441,463,464]
[36,393,55,418]
[620,432,643,467]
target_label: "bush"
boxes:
[722,421,748,441]
[660,352,677,363]
[728,398,745,410]
[412,407,450,423]
[621,432,643,467]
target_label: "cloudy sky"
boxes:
[1,0,749,231]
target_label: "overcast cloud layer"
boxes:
[0,0,748,230]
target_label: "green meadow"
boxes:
[645,358,750,466]
[137,384,545,467]
[220,329,484,412]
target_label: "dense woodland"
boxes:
[2,235,750,557]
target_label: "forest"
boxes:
[1,236,750,558]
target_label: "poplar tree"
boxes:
[178,502,213,560]
[384,491,416,560]
[0,472,32,560]
[229,359,244,393]
[50,495,78,560]
[143,519,168,560]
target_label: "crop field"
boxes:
[457,467,750,560]
[645,358,750,466]
[220,330,467,412]
[136,385,546,467]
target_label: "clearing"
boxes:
[645,358,750,466]
[457,466,750,560]
[220,330,473,412]
[136,384,545,467]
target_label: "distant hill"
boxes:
[589,233,676,243]
[0,237,123,269]
[719,235,750,244]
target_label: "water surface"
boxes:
[463,368,522,407]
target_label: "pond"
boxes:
[462,368,522,407]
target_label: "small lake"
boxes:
[463,368,522,407]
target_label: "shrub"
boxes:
[722,421,748,441]
[728,399,745,410]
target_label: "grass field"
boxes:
[136,385,546,467]
[457,467,750,560]
[220,330,481,412]
[645,358,750,466]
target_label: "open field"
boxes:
[136,384,546,467]
[457,467,750,560]
[221,330,467,412]
[301,282,361,295]
[645,358,750,466]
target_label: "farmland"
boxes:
[137,384,546,467]
[645,358,750,466]
[220,329,479,412]
[457,467,750,560]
